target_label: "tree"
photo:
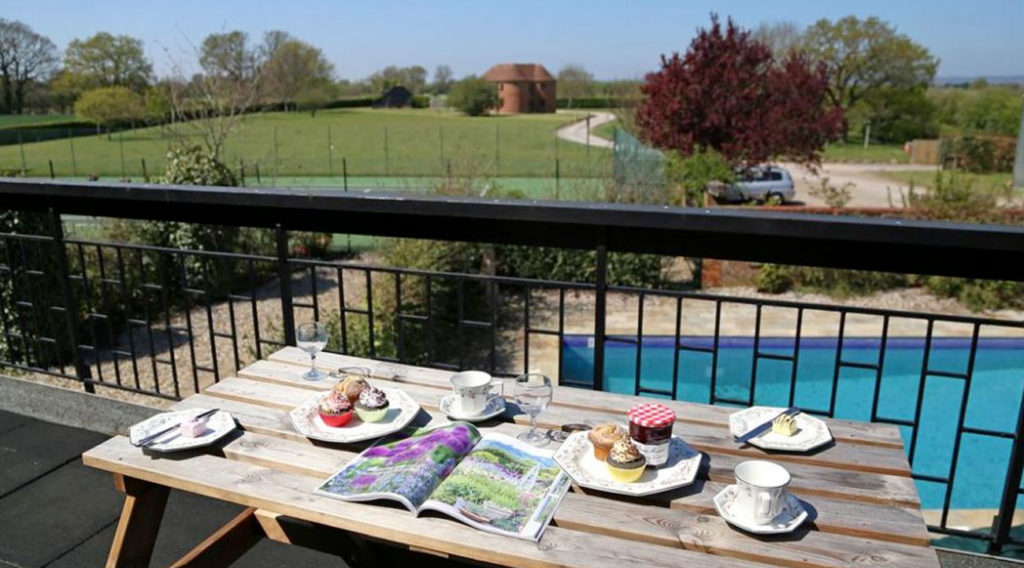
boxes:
[448,75,496,116]
[74,86,145,134]
[849,86,937,142]
[557,63,594,107]
[261,38,334,109]
[369,65,428,94]
[802,16,938,114]
[752,21,803,57]
[0,19,57,113]
[636,15,844,166]
[64,32,152,91]
[199,31,256,82]
[432,64,453,94]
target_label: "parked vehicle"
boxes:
[708,166,795,204]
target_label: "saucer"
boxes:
[713,484,809,535]
[729,406,833,452]
[439,393,506,422]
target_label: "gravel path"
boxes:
[556,111,616,149]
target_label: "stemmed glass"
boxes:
[514,372,553,446]
[296,321,328,381]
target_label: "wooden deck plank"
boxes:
[178,391,931,546]
[208,375,920,507]
[217,431,938,568]
[82,437,779,568]
[265,347,905,449]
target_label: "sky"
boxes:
[3,0,1023,81]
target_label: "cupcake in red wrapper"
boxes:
[318,392,353,427]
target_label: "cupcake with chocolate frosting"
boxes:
[354,385,389,423]
[606,438,646,483]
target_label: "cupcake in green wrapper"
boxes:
[355,385,389,422]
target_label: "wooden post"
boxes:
[68,129,78,176]
[48,159,55,179]
[141,158,149,183]
[106,475,170,568]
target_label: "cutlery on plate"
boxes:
[133,408,219,447]
[734,407,800,444]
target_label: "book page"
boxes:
[316,422,481,510]
[422,434,570,540]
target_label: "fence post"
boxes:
[383,126,389,176]
[555,158,561,200]
[592,244,607,391]
[239,159,245,187]
[342,157,348,192]
[327,125,333,176]
[68,130,77,177]
[47,208,94,393]
[118,131,127,179]
[495,123,500,177]
[272,126,279,186]
[17,130,26,175]
[990,393,1024,553]
[276,224,296,346]
[141,158,149,182]
[48,160,55,179]
[255,162,261,184]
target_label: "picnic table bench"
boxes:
[82,346,940,567]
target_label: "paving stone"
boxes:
[0,410,27,435]
[0,461,121,568]
[0,417,106,497]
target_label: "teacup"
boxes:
[732,460,791,524]
[450,371,502,416]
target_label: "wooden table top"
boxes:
[83,347,940,568]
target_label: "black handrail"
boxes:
[4,178,1024,280]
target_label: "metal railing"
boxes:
[4,179,1024,553]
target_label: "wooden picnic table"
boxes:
[83,347,941,568]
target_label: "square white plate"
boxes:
[129,408,236,453]
[729,406,833,452]
[553,431,702,496]
[289,388,420,443]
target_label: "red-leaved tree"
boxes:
[636,15,844,166]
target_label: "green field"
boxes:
[0,114,75,129]
[0,108,611,179]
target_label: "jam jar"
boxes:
[626,403,676,467]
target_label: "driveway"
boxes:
[779,162,938,208]
[556,111,616,149]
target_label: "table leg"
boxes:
[106,475,170,568]
[168,507,262,568]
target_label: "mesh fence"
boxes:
[612,128,668,203]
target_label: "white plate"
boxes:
[289,388,420,443]
[553,431,702,496]
[129,408,236,453]
[728,407,833,452]
[713,484,809,534]
[438,394,506,422]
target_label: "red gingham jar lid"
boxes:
[627,403,676,428]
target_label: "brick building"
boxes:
[482,63,556,114]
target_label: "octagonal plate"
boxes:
[553,431,702,496]
[729,406,833,452]
[289,388,421,444]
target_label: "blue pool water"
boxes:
[561,335,1024,510]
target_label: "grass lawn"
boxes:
[874,169,1013,191]
[0,108,610,179]
[0,114,75,129]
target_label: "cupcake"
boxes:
[334,375,368,404]
[588,422,626,461]
[606,438,646,483]
[355,386,389,423]
[318,392,353,427]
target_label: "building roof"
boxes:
[482,63,555,83]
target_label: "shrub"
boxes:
[807,177,853,208]
[449,76,497,117]
[941,135,1016,173]
[755,265,906,297]
[667,149,734,206]
[74,86,146,130]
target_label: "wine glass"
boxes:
[514,372,553,446]
[296,321,328,381]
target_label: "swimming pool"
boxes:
[561,335,1024,510]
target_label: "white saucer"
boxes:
[439,394,506,422]
[713,484,809,534]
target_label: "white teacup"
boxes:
[732,460,791,524]
[450,371,502,416]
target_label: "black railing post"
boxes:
[47,208,93,393]
[276,224,296,346]
[592,244,607,391]
[990,391,1024,554]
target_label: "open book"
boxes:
[315,422,571,541]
